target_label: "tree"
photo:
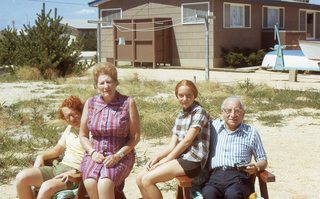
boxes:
[19,9,83,77]
[0,28,20,73]
[0,7,84,78]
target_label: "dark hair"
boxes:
[175,80,198,98]
[58,96,84,120]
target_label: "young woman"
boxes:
[15,96,85,199]
[136,79,210,199]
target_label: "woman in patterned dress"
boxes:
[79,62,140,199]
[136,80,210,199]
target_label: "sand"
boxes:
[1,68,320,199]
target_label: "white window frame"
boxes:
[262,6,285,29]
[181,2,210,25]
[223,2,251,28]
[299,9,307,31]
[100,8,122,28]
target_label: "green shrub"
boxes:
[222,47,266,68]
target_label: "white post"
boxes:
[88,20,102,63]
[195,14,214,81]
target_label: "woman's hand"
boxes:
[54,170,79,183]
[54,172,70,183]
[33,155,44,167]
[145,156,160,171]
[91,151,105,164]
[103,154,121,167]
[149,157,171,170]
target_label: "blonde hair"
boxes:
[93,62,118,88]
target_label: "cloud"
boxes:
[76,9,96,15]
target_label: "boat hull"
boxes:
[262,50,320,71]
[299,40,320,60]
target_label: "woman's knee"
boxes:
[15,169,33,185]
[140,174,155,188]
[15,170,26,185]
[37,181,56,197]
[136,172,144,187]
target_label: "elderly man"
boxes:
[202,96,268,199]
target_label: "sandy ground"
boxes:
[1,68,320,199]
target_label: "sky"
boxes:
[1,0,320,30]
[0,0,98,30]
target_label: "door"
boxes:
[306,12,315,40]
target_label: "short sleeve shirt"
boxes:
[172,102,210,167]
[58,125,85,170]
[209,119,267,169]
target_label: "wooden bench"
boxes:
[60,171,126,199]
[36,158,126,199]
[175,170,275,199]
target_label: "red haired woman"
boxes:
[15,96,85,199]
[136,80,210,199]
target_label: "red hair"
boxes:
[58,96,84,120]
[175,80,198,98]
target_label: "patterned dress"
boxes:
[80,93,134,186]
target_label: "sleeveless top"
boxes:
[80,93,134,185]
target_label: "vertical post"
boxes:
[42,2,45,15]
[54,8,57,19]
[97,22,101,63]
[289,70,298,82]
[88,20,102,63]
[204,16,209,81]
[196,14,213,81]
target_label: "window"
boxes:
[224,3,251,28]
[182,2,209,24]
[263,6,284,29]
[100,8,122,28]
[299,10,306,31]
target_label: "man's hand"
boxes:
[245,163,259,175]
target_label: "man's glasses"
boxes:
[223,108,243,116]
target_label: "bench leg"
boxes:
[176,185,191,199]
[259,179,269,199]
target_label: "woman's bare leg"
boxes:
[136,169,152,199]
[98,178,115,199]
[84,179,99,199]
[36,178,67,199]
[140,160,185,199]
[15,167,44,199]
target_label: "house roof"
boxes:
[60,19,97,29]
[87,0,320,7]
[88,0,112,7]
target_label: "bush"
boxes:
[222,47,266,68]
[16,66,42,80]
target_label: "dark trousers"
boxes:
[201,169,252,199]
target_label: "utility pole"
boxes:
[196,13,214,81]
[88,20,103,63]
